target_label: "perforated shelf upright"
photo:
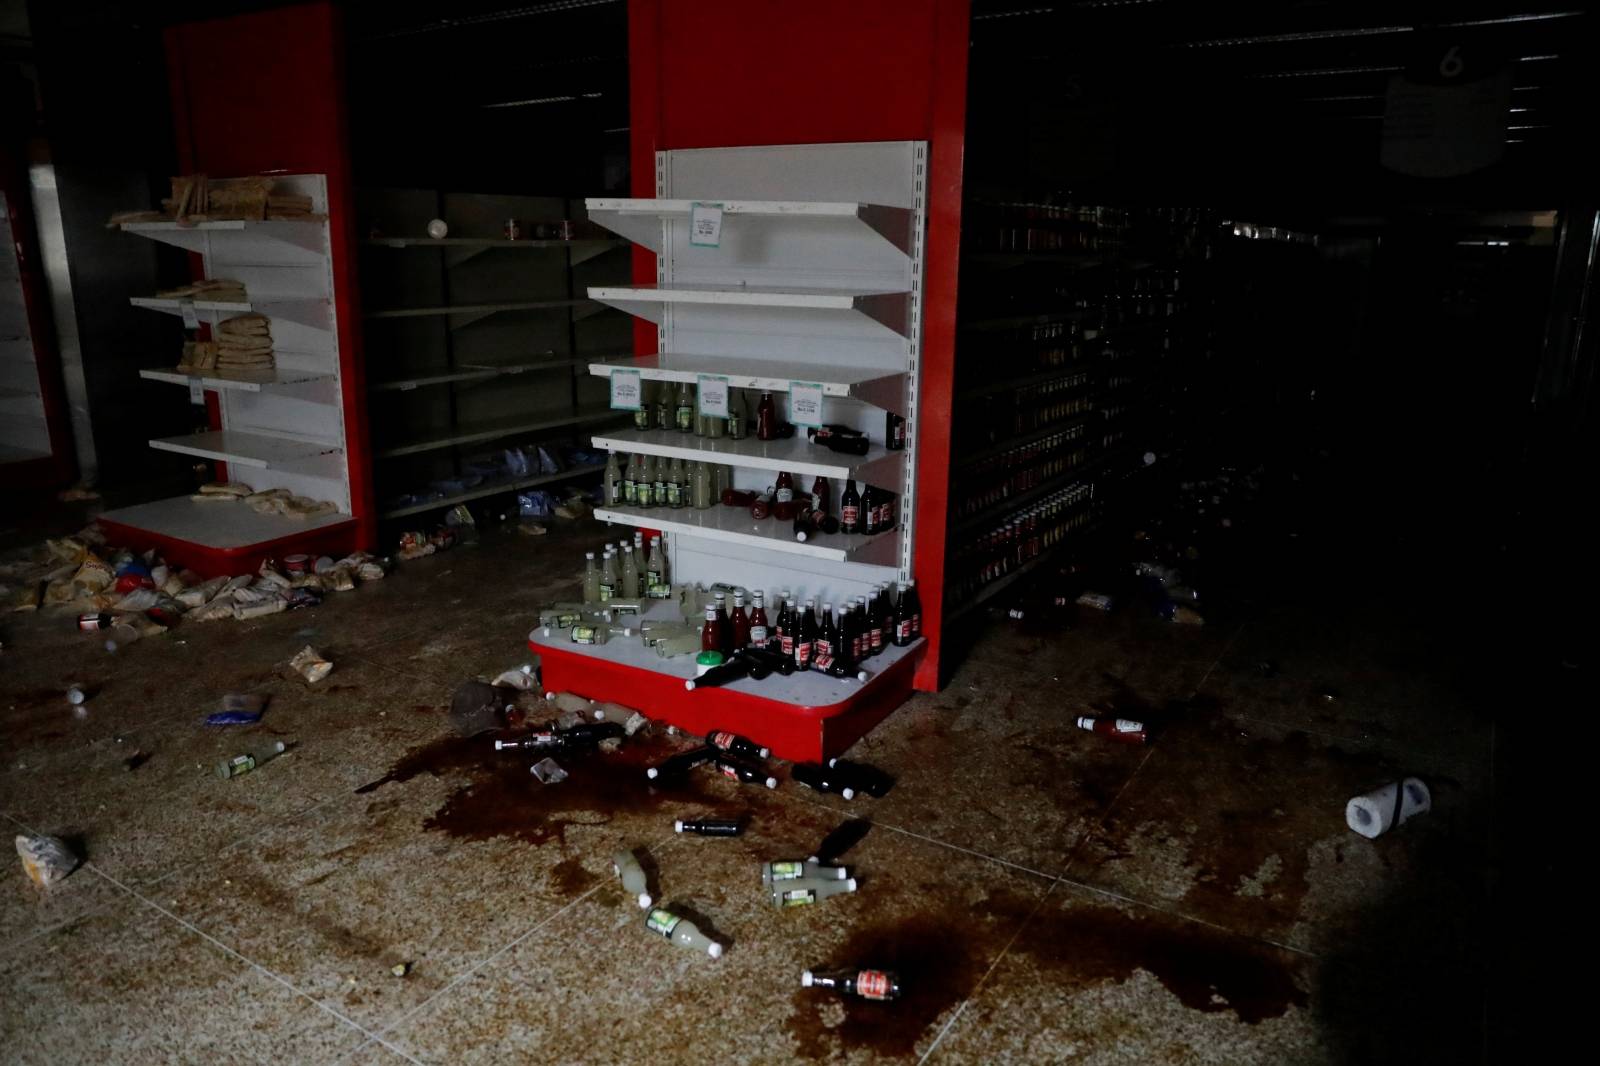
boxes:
[528,140,930,763]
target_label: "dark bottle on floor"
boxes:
[1076,715,1148,745]
[828,757,894,797]
[708,730,770,760]
[802,968,901,1001]
[675,818,743,836]
[646,745,714,780]
[792,762,856,800]
[714,755,778,788]
[495,732,560,751]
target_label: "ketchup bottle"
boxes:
[751,488,773,520]
[773,470,796,520]
[730,593,752,650]
[748,591,771,649]
[811,476,831,519]
[700,604,723,655]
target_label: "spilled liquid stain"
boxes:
[785,912,986,1059]
[356,731,744,846]
[548,856,599,899]
[785,889,1307,1059]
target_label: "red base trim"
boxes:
[97,516,359,578]
[531,640,921,764]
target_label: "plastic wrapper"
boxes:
[16,834,80,888]
[530,758,567,784]
[290,645,332,683]
[71,556,115,593]
[113,587,160,612]
[492,667,536,691]
[176,576,228,609]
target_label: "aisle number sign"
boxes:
[788,382,825,427]
[697,374,730,419]
[690,202,724,247]
[609,368,643,411]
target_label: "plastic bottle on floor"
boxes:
[645,907,722,957]
[612,849,653,908]
[772,877,858,907]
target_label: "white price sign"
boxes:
[788,381,824,428]
[689,202,724,247]
[696,374,729,419]
[609,368,643,411]
[180,300,200,329]
[189,380,205,405]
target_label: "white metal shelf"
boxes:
[97,495,352,549]
[590,427,905,489]
[365,236,622,250]
[130,295,330,331]
[586,283,911,338]
[381,462,606,519]
[587,353,905,411]
[371,354,630,393]
[139,366,333,392]
[594,502,899,566]
[584,198,915,255]
[365,299,594,321]
[377,409,624,459]
[147,429,343,472]
[119,219,326,259]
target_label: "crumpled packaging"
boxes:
[290,645,332,683]
[16,834,80,888]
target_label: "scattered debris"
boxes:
[290,646,333,684]
[391,962,412,978]
[16,834,80,888]
[1075,591,1115,611]
[1346,778,1431,839]
[216,741,288,779]
[529,757,568,784]
[1075,715,1149,745]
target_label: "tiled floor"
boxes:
[0,522,1494,1063]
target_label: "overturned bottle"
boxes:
[645,907,722,958]
[801,967,901,1001]
[791,762,856,800]
[216,741,288,779]
[714,756,778,789]
[646,745,714,781]
[827,757,894,798]
[708,730,770,760]
[612,848,653,908]
[762,860,849,885]
[1075,715,1148,745]
[772,877,859,907]
[675,818,742,837]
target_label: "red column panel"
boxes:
[628,0,969,691]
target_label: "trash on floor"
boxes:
[290,645,333,684]
[216,741,289,779]
[827,757,894,798]
[529,757,568,784]
[1346,778,1431,839]
[207,692,268,725]
[772,877,858,907]
[791,762,857,799]
[16,834,80,888]
[1075,591,1115,611]
[674,818,742,836]
[612,849,653,908]
[801,968,900,1000]
[645,907,721,958]
[1075,715,1149,745]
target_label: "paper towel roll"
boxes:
[1346,778,1431,839]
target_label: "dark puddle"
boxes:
[786,889,1306,1059]
[355,731,747,846]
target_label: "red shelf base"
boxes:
[532,637,922,764]
[98,514,360,579]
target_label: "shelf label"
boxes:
[180,300,200,330]
[609,368,643,411]
[689,202,724,247]
[697,374,730,419]
[188,380,205,405]
[788,381,825,427]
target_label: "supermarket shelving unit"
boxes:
[99,173,364,572]
[359,191,633,522]
[529,140,929,762]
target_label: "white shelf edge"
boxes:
[139,367,333,392]
[586,354,906,409]
[583,198,914,255]
[587,285,910,338]
[593,504,900,566]
[590,428,905,489]
[147,429,343,471]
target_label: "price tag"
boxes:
[609,368,643,411]
[180,300,200,330]
[697,374,729,419]
[188,380,205,405]
[689,202,724,247]
[788,381,824,427]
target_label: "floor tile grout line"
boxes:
[353,831,687,1061]
[83,862,410,1059]
[1049,873,1321,959]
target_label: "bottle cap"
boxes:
[801,970,815,987]
[841,786,856,800]
[674,820,685,833]
[638,892,652,909]
[758,745,771,758]
[646,767,661,779]
[707,942,723,959]
[763,776,778,789]
[844,878,858,891]
[696,651,724,666]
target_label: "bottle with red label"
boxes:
[811,475,831,519]
[750,488,773,519]
[902,580,922,638]
[708,730,770,760]
[1076,715,1148,745]
[778,599,797,659]
[885,410,907,451]
[773,470,796,520]
[840,480,861,534]
[77,612,114,632]
[700,604,723,656]
[730,593,751,650]
[814,603,837,671]
[748,591,771,649]
[795,598,818,671]
[852,598,870,662]
[801,968,901,1001]
[713,592,733,655]
[866,585,885,656]
[893,581,916,646]
[756,390,778,440]
[860,484,878,534]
